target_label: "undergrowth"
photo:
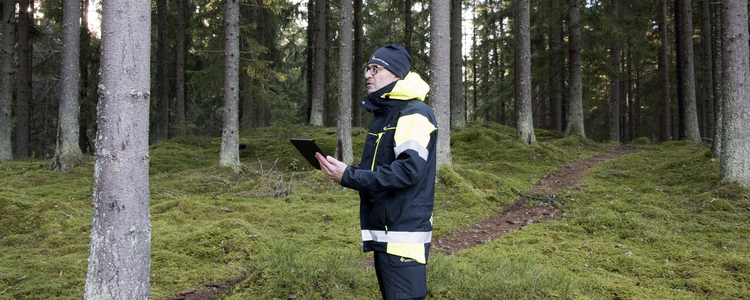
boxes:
[1,123,747,299]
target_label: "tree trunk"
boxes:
[404,0,412,54]
[430,0,452,168]
[83,0,151,297]
[336,0,353,165]
[609,45,620,142]
[675,0,702,143]
[515,0,535,144]
[305,0,315,123]
[0,0,15,161]
[310,0,327,126]
[626,50,634,141]
[701,0,714,141]
[352,0,363,127]
[450,0,465,130]
[711,1,723,157]
[549,0,564,132]
[564,0,584,137]
[16,0,31,158]
[50,0,85,172]
[659,0,671,142]
[719,0,750,188]
[156,0,169,142]
[220,0,241,172]
[175,0,187,137]
[79,0,93,153]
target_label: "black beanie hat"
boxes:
[368,44,412,79]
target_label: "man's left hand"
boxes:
[315,153,347,184]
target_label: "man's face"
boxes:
[365,64,399,94]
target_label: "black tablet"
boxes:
[290,138,326,170]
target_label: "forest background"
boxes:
[0,0,749,298]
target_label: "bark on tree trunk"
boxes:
[336,0,353,165]
[702,0,714,140]
[79,0,93,153]
[352,0,363,128]
[50,0,85,172]
[550,0,564,132]
[609,45,620,142]
[450,0,465,130]
[220,0,241,172]
[83,0,151,297]
[711,1,723,157]
[156,0,169,142]
[675,0,702,143]
[719,0,750,188]
[175,0,187,137]
[431,0,452,168]
[310,0,327,126]
[515,0,535,144]
[659,0,671,142]
[0,0,15,161]
[16,0,31,158]
[306,0,315,123]
[564,0,585,137]
[404,0,412,54]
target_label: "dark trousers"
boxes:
[373,251,428,300]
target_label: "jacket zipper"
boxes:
[370,132,384,171]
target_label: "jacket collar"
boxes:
[360,72,430,114]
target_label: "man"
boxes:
[316,44,437,300]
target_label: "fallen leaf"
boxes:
[59,270,63,277]
[246,234,259,238]
[180,290,197,296]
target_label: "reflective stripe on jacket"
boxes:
[340,72,437,264]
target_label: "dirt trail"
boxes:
[433,146,632,254]
[164,146,632,299]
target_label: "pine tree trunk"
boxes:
[79,0,93,153]
[50,0,85,172]
[352,0,363,128]
[430,0,452,168]
[450,0,465,130]
[564,0,585,137]
[609,44,620,142]
[626,50,634,141]
[515,0,535,144]
[156,0,169,142]
[310,0,327,126]
[220,0,241,172]
[711,1,723,157]
[719,0,750,188]
[16,0,31,158]
[659,0,671,142]
[0,0,15,161]
[702,0,714,140]
[549,0,564,132]
[175,0,187,137]
[480,1,490,122]
[83,0,151,297]
[675,0,702,143]
[305,0,315,123]
[336,0,353,165]
[404,0,412,54]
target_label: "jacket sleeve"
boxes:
[341,111,436,192]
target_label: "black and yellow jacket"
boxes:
[340,72,437,264]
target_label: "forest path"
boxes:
[163,146,634,300]
[433,145,634,254]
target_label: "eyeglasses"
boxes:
[364,65,381,75]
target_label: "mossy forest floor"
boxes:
[1,122,748,299]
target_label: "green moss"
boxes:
[3,123,748,300]
[631,137,652,145]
